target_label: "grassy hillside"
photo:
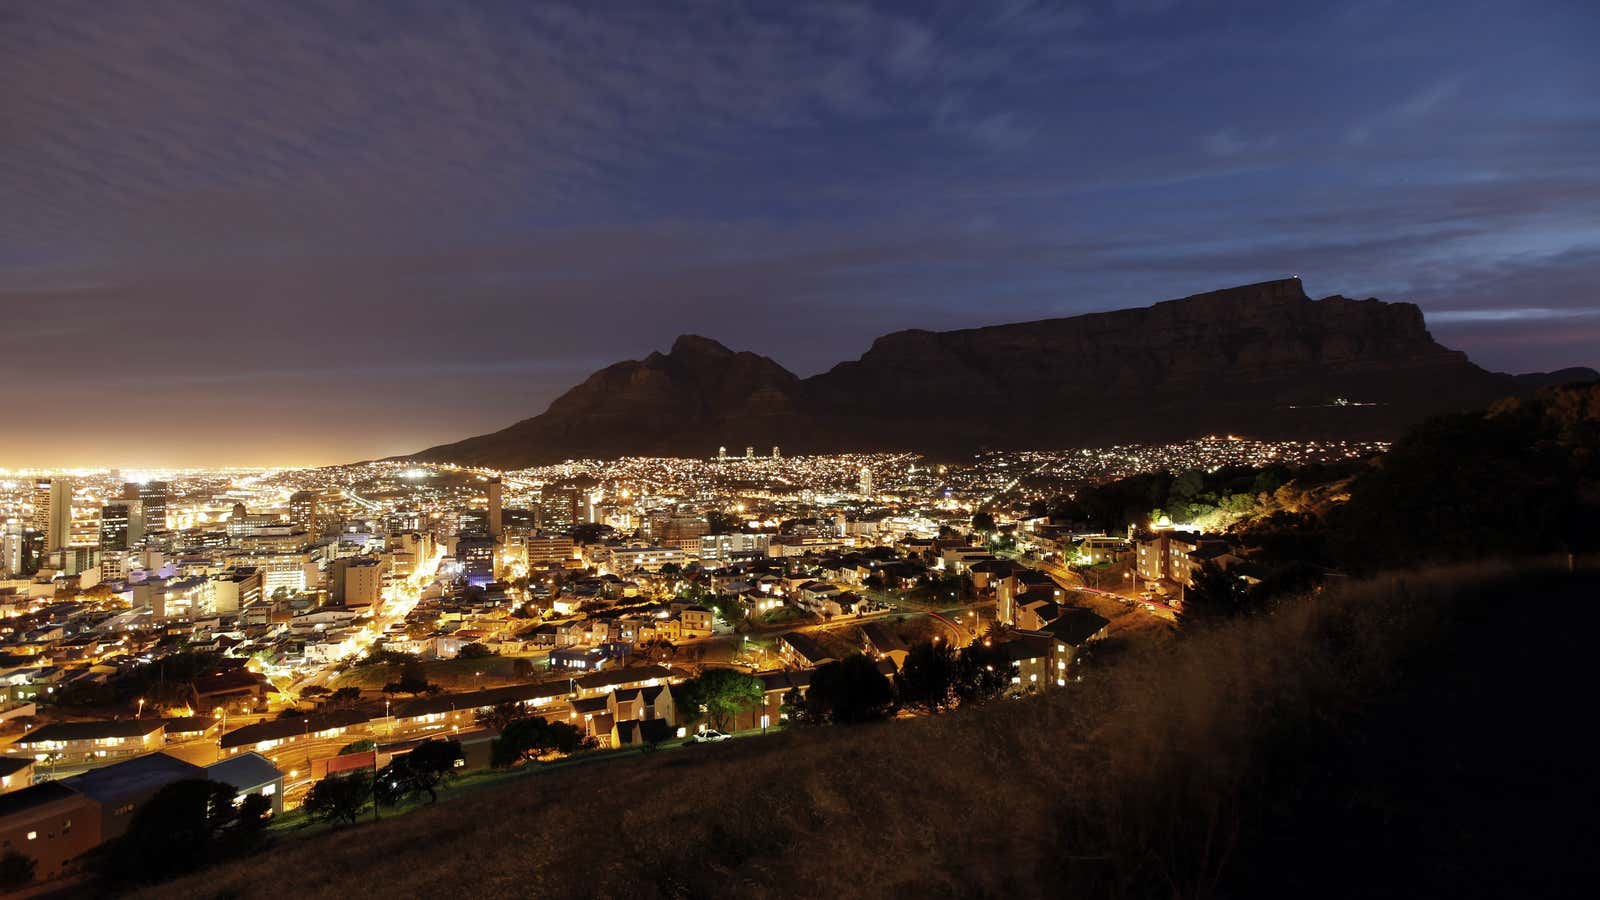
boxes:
[139,561,1596,899]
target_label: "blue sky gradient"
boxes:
[2,0,1596,465]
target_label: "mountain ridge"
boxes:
[406,278,1597,467]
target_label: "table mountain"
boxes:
[407,278,1592,467]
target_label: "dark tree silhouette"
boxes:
[896,640,960,713]
[801,654,895,724]
[376,739,463,804]
[304,771,372,826]
[491,716,591,767]
[1178,560,1243,630]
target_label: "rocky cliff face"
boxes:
[408,279,1563,467]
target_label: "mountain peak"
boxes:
[406,280,1535,468]
[669,334,735,358]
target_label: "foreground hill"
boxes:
[408,278,1593,467]
[144,562,1596,899]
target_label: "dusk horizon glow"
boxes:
[4,0,1597,467]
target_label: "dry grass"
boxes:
[132,560,1595,899]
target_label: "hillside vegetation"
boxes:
[140,560,1596,899]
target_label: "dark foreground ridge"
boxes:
[140,561,1597,900]
[407,278,1595,467]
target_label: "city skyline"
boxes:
[4,0,1598,467]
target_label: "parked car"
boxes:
[690,729,732,744]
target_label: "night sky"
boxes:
[3,0,1596,467]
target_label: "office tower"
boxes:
[30,480,51,535]
[859,467,874,495]
[772,446,780,459]
[458,510,489,535]
[208,567,263,614]
[35,477,73,552]
[745,446,754,459]
[289,490,320,534]
[487,478,503,539]
[456,537,496,587]
[126,481,170,533]
[718,446,727,461]
[539,485,580,532]
[99,502,137,551]
[0,523,23,577]
[331,557,382,607]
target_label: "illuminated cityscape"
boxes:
[0,437,1385,823]
[2,0,1595,895]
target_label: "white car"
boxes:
[690,729,732,743]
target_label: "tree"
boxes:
[458,641,496,660]
[0,852,35,893]
[299,684,331,700]
[679,668,764,731]
[706,510,741,534]
[779,686,816,726]
[330,686,363,708]
[303,771,372,826]
[338,738,378,756]
[953,641,1014,705]
[384,659,435,696]
[475,700,530,732]
[491,716,590,767]
[971,511,996,533]
[1178,560,1243,630]
[376,739,463,805]
[896,641,960,713]
[801,654,895,724]
[97,779,262,887]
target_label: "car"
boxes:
[690,729,732,743]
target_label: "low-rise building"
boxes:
[0,782,100,883]
[14,720,167,762]
[205,752,286,816]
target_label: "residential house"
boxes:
[220,710,371,757]
[551,647,609,671]
[860,623,909,669]
[205,752,286,816]
[14,720,167,763]
[573,664,678,698]
[777,632,835,669]
[679,606,714,637]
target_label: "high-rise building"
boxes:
[456,537,496,587]
[487,479,503,539]
[99,502,142,551]
[30,479,51,536]
[0,523,25,577]
[289,491,320,535]
[745,446,754,459]
[126,481,170,534]
[331,557,382,608]
[772,446,781,459]
[34,478,74,552]
[859,467,874,495]
[539,486,581,533]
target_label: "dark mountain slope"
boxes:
[411,335,809,466]
[409,279,1545,466]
